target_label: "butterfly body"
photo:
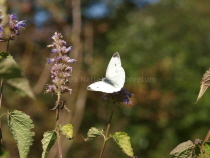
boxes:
[87,52,125,93]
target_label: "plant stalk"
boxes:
[0,34,9,154]
[56,93,62,158]
[99,102,116,158]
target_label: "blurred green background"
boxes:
[1,0,210,157]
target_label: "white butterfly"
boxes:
[87,52,125,93]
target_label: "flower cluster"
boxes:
[102,88,133,105]
[0,13,26,42]
[46,32,76,94]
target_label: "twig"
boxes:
[49,101,60,111]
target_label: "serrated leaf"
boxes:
[41,130,57,158]
[60,124,73,140]
[84,127,103,141]
[7,110,35,158]
[196,69,210,103]
[0,53,22,79]
[111,132,135,158]
[170,140,197,158]
[6,78,35,99]
[202,142,210,157]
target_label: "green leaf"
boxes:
[111,132,135,158]
[6,78,35,99]
[196,69,210,103]
[0,52,22,79]
[41,130,57,158]
[60,124,74,140]
[84,127,103,141]
[0,52,35,99]
[201,142,210,158]
[0,52,10,59]
[7,110,35,158]
[170,140,196,158]
[0,151,9,158]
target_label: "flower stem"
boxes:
[56,93,62,158]
[99,102,116,158]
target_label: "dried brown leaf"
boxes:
[196,69,210,103]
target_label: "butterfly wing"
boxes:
[105,52,125,89]
[87,81,118,93]
[87,52,125,93]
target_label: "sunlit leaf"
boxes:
[0,52,35,99]
[202,142,210,157]
[0,52,22,79]
[41,130,57,158]
[196,69,210,103]
[8,110,35,158]
[170,140,196,158]
[111,132,135,158]
[6,78,35,99]
[84,127,103,141]
[60,124,73,140]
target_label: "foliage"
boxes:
[170,140,210,158]
[0,52,35,99]
[7,110,35,158]
[196,69,210,103]
[1,0,210,158]
[41,130,57,158]
[111,132,135,158]
[60,124,74,140]
[0,52,22,78]
[170,140,197,158]
[85,127,104,142]
[99,0,210,157]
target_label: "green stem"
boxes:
[99,102,116,158]
[56,93,62,158]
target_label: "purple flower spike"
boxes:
[102,88,133,105]
[46,32,76,95]
[68,59,76,63]
[65,46,72,52]
[16,20,26,29]
[52,49,58,54]
[0,13,26,42]
[0,26,3,32]
[11,14,17,20]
